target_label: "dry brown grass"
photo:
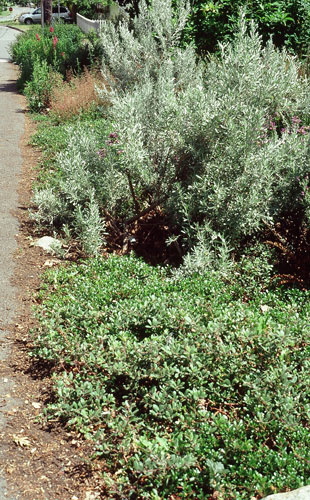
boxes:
[49,68,103,122]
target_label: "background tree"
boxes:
[43,0,52,24]
[67,0,114,20]
[118,0,139,15]
[183,0,310,56]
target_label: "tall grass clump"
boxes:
[49,68,103,123]
[33,2,310,272]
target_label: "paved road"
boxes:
[0,25,20,61]
[0,6,29,23]
[0,27,24,499]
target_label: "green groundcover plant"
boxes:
[33,253,310,498]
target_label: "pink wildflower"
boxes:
[50,26,54,33]
[53,35,58,49]
[269,120,276,131]
[292,116,301,124]
[35,33,40,41]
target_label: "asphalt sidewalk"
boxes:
[0,25,21,61]
[0,29,24,499]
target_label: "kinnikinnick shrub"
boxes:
[33,253,310,498]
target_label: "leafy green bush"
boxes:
[10,24,101,91]
[24,58,62,112]
[185,0,310,56]
[33,253,310,498]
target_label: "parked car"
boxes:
[19,6,72,24]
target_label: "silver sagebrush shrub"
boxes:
[73,192,105,255]
[173,21,310,247]
[33,128,106,254]
[100,10,310,260]
[33,4,310,262]
[99,0,191,92]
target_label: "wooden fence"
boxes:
[77,5,125,34]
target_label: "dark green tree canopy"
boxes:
[184,0,310,55]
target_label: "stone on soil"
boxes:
[262,486,310,500]
[34,236,61,252]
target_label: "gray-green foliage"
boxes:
[99,11,310,262]
[172,22,310,266]
[33,2,310,263]
[99,0,191,91]
[32,126,106,255]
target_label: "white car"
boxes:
[19,6,72,24]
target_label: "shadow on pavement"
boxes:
[0,79,19,94]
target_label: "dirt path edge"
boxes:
[0,67,100,500]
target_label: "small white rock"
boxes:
[262,485,310,500]
[43,259,60,267]
[34,236,61,253]
[84,492,99,500]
